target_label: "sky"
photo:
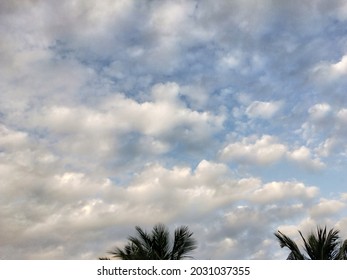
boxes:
[1,0,347,260]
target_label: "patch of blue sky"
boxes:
[250,157,346,197]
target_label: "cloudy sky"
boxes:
[1,0,347,260]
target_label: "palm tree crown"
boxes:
[275,226,347,260]
[107,223,197,260]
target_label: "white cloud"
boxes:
[300,103,334,141]
[337,108,347,124]
[151,82,181,104]
[101,84,224,138]
[220,135,325,170]
[225,207,266,229]
[309,199,345,218]
[308,103,332,122]
[1,155,329,259]
[194,160,230,185]
[220,135,287,165]
[148,0,195,36]
[312,54,347,83]
[125,160,257,218]
[218,52,242,70]
[317,137,338,157]
[4,148,347,259]
[28,82,224,164]
[246,101,282,119]
[331,55,347,76]
[45,0,136,49]
[287,146,325,170]
[251,181,319,204]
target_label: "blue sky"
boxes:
[1,0,347,259]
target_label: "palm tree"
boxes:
[106,223,197,260]
[274,226,347,260]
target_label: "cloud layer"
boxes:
[1,0,347,259]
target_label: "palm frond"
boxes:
[274,230,305,260]
[151,223,170,259]
[170,225,197,260]
[276,226,347,260]
[301,226,341,260]
[336,239,347,260]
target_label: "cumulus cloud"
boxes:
[331,55,347,76]
[220,135,324,170]
[309,199,346,218]
[287,146,325,170]
[313,54,347,82]
[219,135,287,165]
[310,55,347,110]
[308,103,332,122]
[24,82,224,168]
[251,181,318,204]
[0,154,328,259]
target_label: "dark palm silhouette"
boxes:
[275,226,347,260]
[105,223,197,260]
